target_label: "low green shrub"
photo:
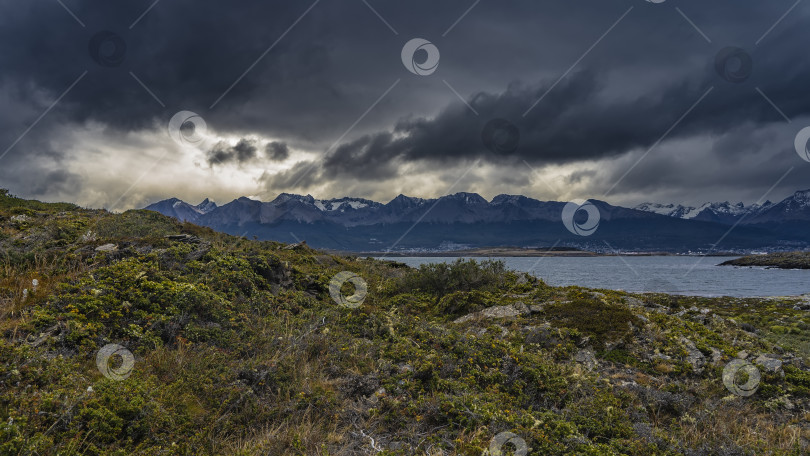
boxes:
[396,259,510,298]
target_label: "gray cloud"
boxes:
[206,139,290,167]
[318,60,810,179]
[259,161,319,193]
[207,139,258,166]
[265,142,290,161]
[1,0,810,208]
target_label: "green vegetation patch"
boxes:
[396,258,513,298]
[0,190,808,455]
[543,298,640,346]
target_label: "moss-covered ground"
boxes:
[1,189,808,455]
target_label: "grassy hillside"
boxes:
[0,189,809,455]
[720,251,810,269]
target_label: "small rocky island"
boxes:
[720,251,810,269]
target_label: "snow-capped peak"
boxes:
[636,198,776,222]
[311,197,376,212]
[195,198,217,214]
[792,190,810,205]
[634,202,696,218]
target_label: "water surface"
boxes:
[381,256,810,298]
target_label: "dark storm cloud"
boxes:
[259,161,319,192]
[207,139,289,165]
[319,46,810,181]
[1,0,810,206]
[207,139,258,166]
[1,0,514,143]
[30,169,82,198]
[1,0,794,143]
[0,1,360,146]
[265,142,290,161]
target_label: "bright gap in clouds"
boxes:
[58,123,307,212]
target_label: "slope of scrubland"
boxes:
[0,189,809,455]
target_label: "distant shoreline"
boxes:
[336,247,741,258]
[720,251,810,269]
[363,248,599,257]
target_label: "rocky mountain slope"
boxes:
[634,201,773,224]
[634,191,810,226]
[2,188,809,455]
[143,197,218,222]
[145,191,810,253]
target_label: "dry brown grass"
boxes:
[0,254,89,336]
[215,411,341,455]
[675,401,808,453]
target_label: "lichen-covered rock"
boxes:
[574,349,598,371]
[453,302,530,323]
[522,324,562,349]
[624,297,645,307]
[681,337,705,373]
[710,348,723,366]
[754,354,784,374]
[94,243,118,252]
[626,384,695,416]
[529,303,545,313]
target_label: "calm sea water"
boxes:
[381,256,810,298]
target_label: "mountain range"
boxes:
[632,200,777,225]
[144,190,810,253]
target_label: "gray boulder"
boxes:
[754,354,783,374]
[453,302,530,324]
[95,243,118,252]
[574,349,598,371]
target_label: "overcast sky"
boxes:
[2,0,810,211]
